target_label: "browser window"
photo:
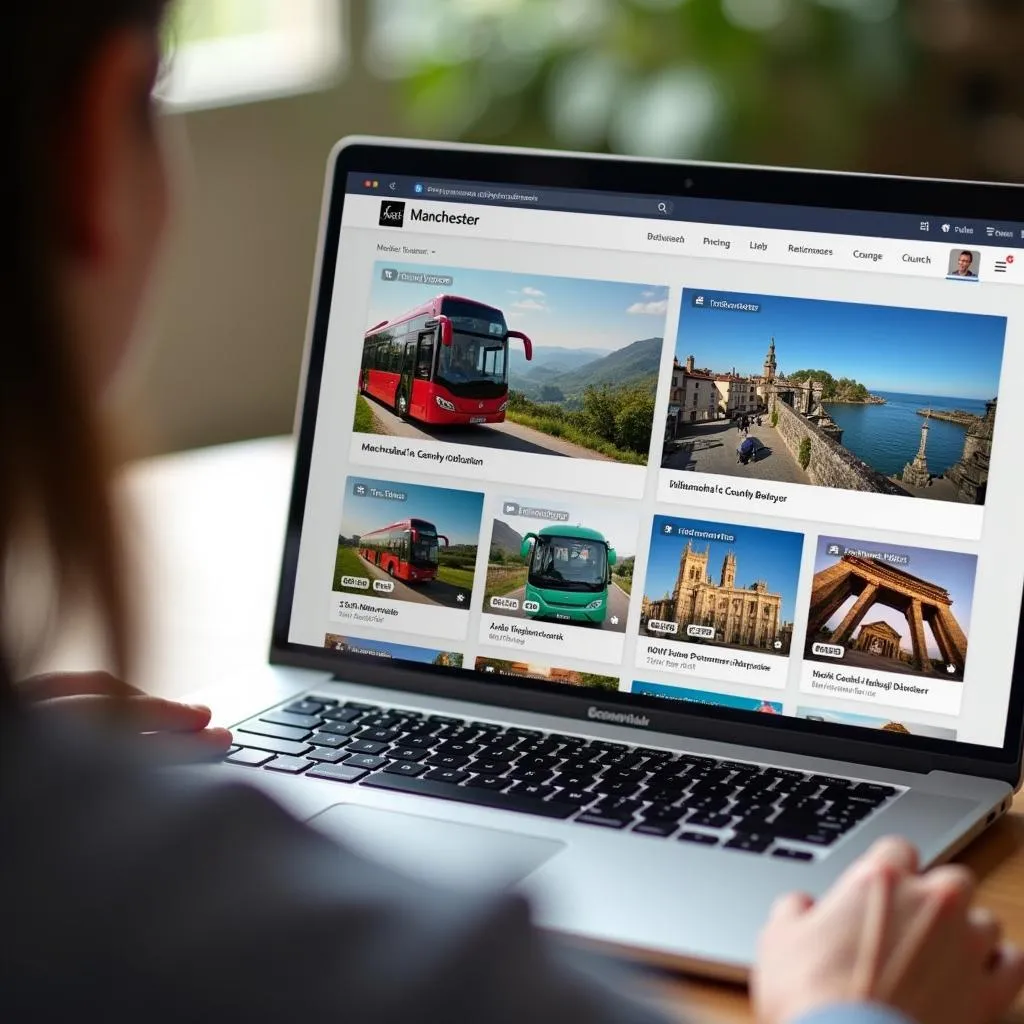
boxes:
[287,174,1024,750]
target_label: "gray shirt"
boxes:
[0,707,669,1022]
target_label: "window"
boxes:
[160,0,345,111]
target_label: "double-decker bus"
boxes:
[359,294,532,425]
[519,525,617,626]
[358,518,448,584]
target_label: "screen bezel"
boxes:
[270,136,1024,787]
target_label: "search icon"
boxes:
[656,200,674,214]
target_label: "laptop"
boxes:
[204,136,1024,978]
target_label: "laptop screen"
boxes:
[283,155,1024,753]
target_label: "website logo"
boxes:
[379,200,405,228]
[586,706,651,728]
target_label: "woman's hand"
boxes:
[752,837,1024,1024]
[19,671,232,760]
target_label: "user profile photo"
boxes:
[947,248,980,281]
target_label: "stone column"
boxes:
[907,598,932,673]
[928,610,956,670]
[831,582,879,646]
[808,564,857,637]
[934,606,968,672]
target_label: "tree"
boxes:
[613,390,656,454]
[798,436,812,470]
[539,383,565,403]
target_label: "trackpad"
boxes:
[310,803,566,890]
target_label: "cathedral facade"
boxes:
[643,540,789,653]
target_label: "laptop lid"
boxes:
[271,136,1024,786]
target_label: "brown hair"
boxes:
[1,2,171,695]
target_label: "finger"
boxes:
[920,863,976,911]
[967,906,1002,963]
[862,836,920,876]
[18,671,144,702]
[767,890,814,924]
[126,696,214,733]
[983,944,1024,1019]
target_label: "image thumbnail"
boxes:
[661,289,1005,505]
[639,516,802,656]
[474,657,619,692]
[325,634,464,668]
[353,262,668,465]
[803,536,977,681]
[333,476,484,610]
[796,706,956,741]
[632,680,783,714]
[483,498,639,631]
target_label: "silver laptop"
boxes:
[205,136,1024,979]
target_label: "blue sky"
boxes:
[342,476,483,545]
[813,536,977,655]
[676,289,1006,400]
[644,515,803,621]
[329,636,457,664]
[632,681,783,713]
[365,262,668,353]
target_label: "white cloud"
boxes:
[521,286,546,297]
[513,298,547,311]
[641,289,655,298]
[626,299,668,316]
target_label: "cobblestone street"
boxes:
[662,419,809,484]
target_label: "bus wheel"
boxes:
[387,564,395,577]
[396,392,409,419]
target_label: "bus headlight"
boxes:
[498,400,508,412]
[435,397,456,411]
[586,600,603,610]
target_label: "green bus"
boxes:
[519,524,617,626]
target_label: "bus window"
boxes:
[478,344,506,379]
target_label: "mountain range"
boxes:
[511,337,663,406]
[490,520,525,558]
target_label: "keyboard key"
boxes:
[305,747,348,763]
[856,783,897,798]
[425,768,470,784]
[678,831,720,846]
[549,789,594,809]
[264,755,313,774]
[575,813,630,830]
[507,767,555,785]
[425,753,471,770]
[282,702,325,718]
[237,720,310,742]
[470,721,504,732]
[633,821,678,837]
[465,775,509,791]
[359,728,402,743]
[231,735,312,757]
[687,812,732,829]
[344,739,388,755]
[322,707,363,723]
[343,754,386,770]
[398,736,436,750]
[307,763,368,784]
[426,715,461,725]
[361,773,574,819]
[259,710,322,730]
[307,732,349,749]
[344,701,380,712]
[724,833,773,854]
[226,748,274,767]
[306,695,340,705]
[389,746,427,762]
[434,741,483,757]
[507,783,559,801]
[383,761,426,778]
[773,848,815,862]
[469,760,509,776]
[316,721,359,737]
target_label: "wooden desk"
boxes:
[112,437,1024,1023]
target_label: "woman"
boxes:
[3,4,1023,1022]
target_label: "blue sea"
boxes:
[823,391,990,478]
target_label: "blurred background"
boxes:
[125,0,1024,457]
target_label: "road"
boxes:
[362,393,617,461]
[341,554,470,611]
[486,582,631,632]
[662,419,808,484]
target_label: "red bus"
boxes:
[358,517,449,584]
[359,294,532,425]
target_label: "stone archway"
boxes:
[808,554,967,675]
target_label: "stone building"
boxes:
[853,620,905,661]
[945,399,995,504]
[644,540,789,652]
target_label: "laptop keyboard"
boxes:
[225,695,903,860]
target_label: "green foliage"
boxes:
[789,369,871,402]
[577,673,619,692]
[432,652,464,668]
[505,385,653,464]
[353,395,375,434]
[798,436,812,471]
[770,406,779,428]
[539,384,565,402]
[332,545,367,592]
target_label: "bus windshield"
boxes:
[528,536,608,592]
[436,334,507,390]
[411,529,439,566]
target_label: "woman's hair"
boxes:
[1,2,170,693]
